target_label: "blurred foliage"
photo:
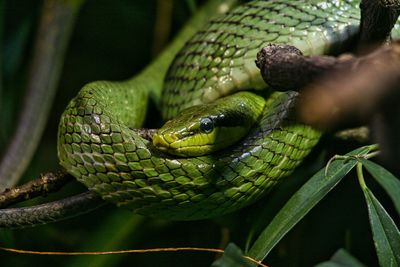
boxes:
[1,1,399,266]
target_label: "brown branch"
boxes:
[0,171,105,228]
[297,43,400,130]
[256,0,400,91]
[0,171,73,208]
[255,44,349,91]
[257,43,400,173]
[255,0,400,129]
[358,0,400,52]
[256,42,400,130]
[256,42,400,172]
[0,191,104,228]
[0,0,84,190]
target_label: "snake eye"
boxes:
[200,117,214,133]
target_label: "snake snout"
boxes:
[152,132,176,152]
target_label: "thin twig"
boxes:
[0,246,268,267]
[0,171,72,208]
[0,191,104,228]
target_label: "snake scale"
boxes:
[55,0,381,221]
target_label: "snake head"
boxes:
[152,91,266,157]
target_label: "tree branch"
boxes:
[0,191,103,228]
[0,171,72,208]
[297,43,400,130]
[255,44,347,91]
[358,0,400,52]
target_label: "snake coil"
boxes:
[57,0,373,220]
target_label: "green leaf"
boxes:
[211,243,254,267]
[360,159,400,214]
[247,145,374,261]
[315,263,346,267]
[330,249,366,267]
[315,248,366,267]
[361,185,400,267]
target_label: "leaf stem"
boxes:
[357,162,367,190]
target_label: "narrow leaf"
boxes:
[315,248,366,267]
[247,145,373,261]
[211,243,254,267]
[362,186,400,267]
[330,248,366,267]
[361,159,400,214]
[315,263,346,267]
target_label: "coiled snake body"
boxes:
[58,0,369,220]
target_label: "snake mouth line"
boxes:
[152,132,212,156]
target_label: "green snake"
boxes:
[3,0,399,226]
[56,0,381,221]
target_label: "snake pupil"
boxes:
[200,117,214,133]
